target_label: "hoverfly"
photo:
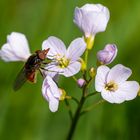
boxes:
[13,48,50,91]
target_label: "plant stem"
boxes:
[85,49,89,66]
[80,99,105,116]
[66,86,87,140]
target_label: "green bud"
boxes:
[80,58,87,72]
[89,67,96,78]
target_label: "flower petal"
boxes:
[97,44,118,65]
[45,63,64,75]
[49,96,59,112]
[42,36,66,59]
[107,64,132,84]
[74,4,110,37]
[0,32,31,62]
[95,65,110,92]
[62,61,81,77]
[66,38,86,61]
[118,81,139,101]
[0,44,22,61]
[101,89,116,103]
[42,76,61,112]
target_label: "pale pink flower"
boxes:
[95,64,139,103]
[42,36,86,77]
[97,44,117,65]
[42,76,61,112]
[74,3,110,37]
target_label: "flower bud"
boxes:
[97,44,117,65]
[77,78,86,88]
[89,67,96,78]
[59,89,66,101]
[80,58,87,71]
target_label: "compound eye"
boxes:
[38,52,45,60]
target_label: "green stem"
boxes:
[80,99,105,116]
[66,85,87,140]
[71,96,79,105]
[85,49,89,66]
[72,76,77,82]
[85,91,98,98]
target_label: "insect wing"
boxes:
[13,67,27,91]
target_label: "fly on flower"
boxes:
[0,32,52,91]
[13,49,50,91]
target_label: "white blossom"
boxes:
[0,32,31,62]
[74,3,110,37]
[42,36,86,77]
[95,64,139,103]
[42,76,61,112]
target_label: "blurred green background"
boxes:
[0,0,140,140]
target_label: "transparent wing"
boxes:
[13,67,27,91]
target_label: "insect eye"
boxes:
[38,52,45,60]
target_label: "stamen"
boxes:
[105,81,118,92]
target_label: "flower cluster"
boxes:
[0,3,139,114]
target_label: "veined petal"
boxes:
[42,76,61,112]
[0,32,31,62]
[0,44,23,61]
[45,63,64,75]
[49,96,59,112]
[107,64,132,84]
[42,36,66,59]
[62,61,81,77]
[95,65,110,92]
[74,4,110,37]
[66,38,86,60]
[97,44,118,65]
[45,76,60,98]
[101,89,115,103]
[118,81,139,101]
[8,32,31,60]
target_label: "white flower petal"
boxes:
[74,4,110,37]
[42,36,66,59]
[47,76,61,98]
[101,89,126,103]
[107,64,132,84]
[66,38,86,60]
[42,76,61,112]
[49,97,59,112]
[62,61,81,77]
[45,63,64,75]
[101,89,116,103]
[95,65,110,92]
[0,44,22,61]
[81,4,101,12]
[118,81,139,101]
[0,32,31,62]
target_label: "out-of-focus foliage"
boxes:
[0,0,140,140]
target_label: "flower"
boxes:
[97,44,117,65]
[0,32,31,62]
[74,3,110,38]
[95,64,139,103]
[42,75,61,112]
[42,36,86,77]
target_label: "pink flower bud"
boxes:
[97,44,117,65]
[77,78,86,88]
